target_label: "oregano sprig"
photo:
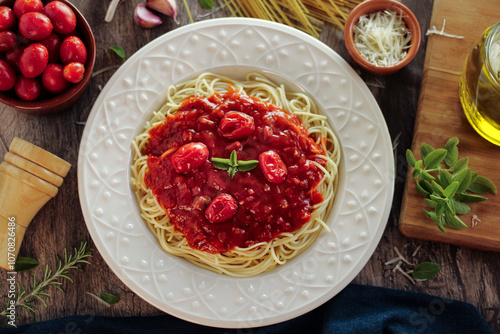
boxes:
[211,150,259,178]
[406,137,497,232]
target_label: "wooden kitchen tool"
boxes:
[0,137,71,270]
[399,0,500,252]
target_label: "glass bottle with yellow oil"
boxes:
[459,21,500,146]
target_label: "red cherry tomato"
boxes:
[259,150,287,184]
[171,142,209,174]
[19,43,48,78]
[62,61,84,83]
[60,36,86,65]
[205,193,238,223]
[14,75,41,101]
[18,12,53,41]
[41,63,70,94]
[5,45,26,72]
[0,30,17,52]
[42,1,76,34]
[40,32,61,63]
[0,59,16,91]
[0,6,16,30]
[13,0,43,19]
[218,111,255,140]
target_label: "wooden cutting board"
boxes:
[399,0,500,252]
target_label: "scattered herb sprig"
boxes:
[406,137,497,232]
[1,242,92,317]
[211,150,259,178]
[198,0,214,9]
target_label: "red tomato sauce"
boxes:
[144,91,327,254]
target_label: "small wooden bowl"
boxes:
[344,0,421,76]
[0,0,96,115]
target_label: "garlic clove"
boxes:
[146,0,178,23]
[134,4,163,28]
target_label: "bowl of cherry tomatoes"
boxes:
[0,0,95,115]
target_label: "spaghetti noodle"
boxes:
[131,72,340,277]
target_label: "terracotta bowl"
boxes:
[344,0,421,76]
[0,0,96,115]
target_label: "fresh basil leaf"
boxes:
[228,166,236,178]
[431,181,445,197]
[109,46,126,59]
[198,0,214,9]
[237,160,259,171]
[444,198,456,215]
[444,137,459,166]
[453,200,471,215]
[423,149,447,170]
[455,169,472,194]
[421,143,434,160]
[406,149,416,167]
[443,181,459,199]
[424,198,436,208]
[419,180,433,194]
[15,257,39,272]
[230,150,237,167]
[100,292,120,305]
[443,211,468,230]
[451,157,469,174]
[457,193,488,203]
[420,170,435,182]
[211,160,230,170]
[412,262,441,280]
[415,182,430,197]
[439,170,453,189]
[468,175,497,195]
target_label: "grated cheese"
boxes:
[353,10,412,67]
[426,19,464,39]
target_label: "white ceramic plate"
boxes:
[78,18,394,328]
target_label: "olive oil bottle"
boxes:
[459,21,500,146]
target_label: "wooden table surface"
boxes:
[0,0,499,332]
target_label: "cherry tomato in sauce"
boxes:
[19,43,48,78]
[0,59,16,91]
[18,12,53,41]
[62,61,84,83]
[0,30,17,52]
[42,1,76,34]
[0,6,16,30]
[13,0,43,19]
[218,111,255,140]
[14,75,41,101]
[41,63,70,94]
[171,142,209,174]
[60,36,86,64]
[40,32,61,63]
[205,193,238,223]
[5,45,26,72]
[259,150,288,184]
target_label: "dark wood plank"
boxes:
[0,0,498,332]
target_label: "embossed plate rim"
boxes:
[78,18,394,328]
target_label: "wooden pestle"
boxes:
[0,137,71,271]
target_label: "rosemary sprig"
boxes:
[1,242,92,317]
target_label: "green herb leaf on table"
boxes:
[411,262,441,280]
[14,257,39,272]
[109,46,126,59]
[198,0,214,9]
[100,292,120,305]
[0,242,92,317]
[406,137,496,232]
[211,150,259,178]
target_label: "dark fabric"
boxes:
[0,284,493,334]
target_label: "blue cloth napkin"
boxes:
[0,284,493,333]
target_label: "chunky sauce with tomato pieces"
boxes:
[145,91,326,254]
